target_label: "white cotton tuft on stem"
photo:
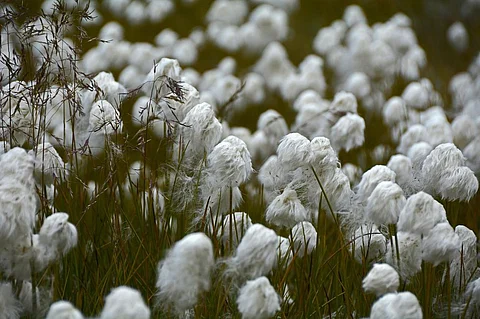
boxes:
[449,225,478,288]
[362,263,400,297]
[227,224,278,280]
[355,165,396,204]
[421,222,460,266]
[330,113,365,152]
[370,291,423,319]
[101,286,150,319]
[366,181,406,226]
[386,231,422,279]
[0,282,22,319]
[277,133,311,168]
[266,187,308,229]
[219,212,252,248]
[156,232,214,314]
[291,221,317,257]
[236,276,281,319]
[351,224,387,263]
[397,191,446,236]
[46,300,84,319]
[204,136,253,190]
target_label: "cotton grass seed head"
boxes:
[397,191,446,235]
[257,110,288,145]
[422,143,466,194]
[266,187,308,229]
[366,181,406,226]
[362,263,400,297]
[101,286,150,319]
[277,133,311,168]
[330,113,365,152]
[437,166,478,202]
[407,142,433,173]
[450,225,478,287]
[387,154,414,188]
[386,231,422,279]
[46,301,84,319]
[351,224,387,263]
[220,212,252,248]
[330,91,357,114]
[156,232,214,314]
[237,276,281,319]
[421,222,460,266]
[0,282,22,319]
[370,291,423,319]
[179,102,223,163]
[355,165,396,204]
[292,221,317,257]
[227,224,278,280]
[205,135,253,190]
[38,212,78,257]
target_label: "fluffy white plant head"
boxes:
[351,224,387,263]
[34,212,78,271]
[254,42,295,91]
[382,96,407,127]
[366,181,406,226]
[370,291,423,319]
[142,58,182,98]
[236,276,281,319]
[447,22,469,53]
[206,0,248,25]
[465,278,480,315]
[88,100,121,135]
[227,224,278,280]
[464,137,480,173]
[407,142,433,173]
[204,136,253,190]
[421,222,460,266]
[46,301,84,319]
[29,142,65,184]
[421,143,467,195]
[0,282,22,319]
[277,236,293,267]
[341,163,363,186]
[219,212,252,248]
[257,109,288,145]
[362,263,400,297]
[437,166,478,202]
[355,165,396,204]
[330,113,365,152]
[330,91,358,114]
[258,155,287,194]
[101,286,150,319]
[344,72,371,99]
[387,155,414,188]
[451,114,478,149]
[156,232,214,314]
[397,192,446,235]
[322,168,354,213]
[386,231,422,279]
[397,125,428,155]
[402,82,429,110]
[309,136,338,169]
[292,221,317,257]
[0,148,37,245]
[277,133,311,168]
[449,225,478,287]
[178,102,223,164]
[265,187,308,228]
[203,185,243,218]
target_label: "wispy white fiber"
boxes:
[236,276,281,319]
